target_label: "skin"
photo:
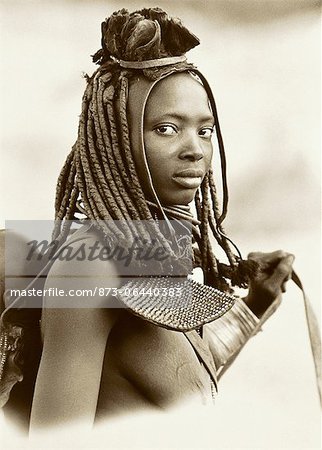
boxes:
[143,73,214,206]
[29,73,294,432]
[30,233,211,432]
[245,250,295,318]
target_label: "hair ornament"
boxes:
[92,7,199,66]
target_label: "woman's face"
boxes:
[143,73,214,205]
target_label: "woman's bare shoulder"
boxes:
[40,227,122,357]
[44,226,121,308]
[49,224,117,271]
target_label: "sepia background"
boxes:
[0,0,320,448]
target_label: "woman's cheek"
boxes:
[207,145,214,168]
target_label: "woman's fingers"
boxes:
[268,254,295,286]
[248,251,294,273]
[248,250,289,263]
[247,251,295,296]
[245,250,295,317]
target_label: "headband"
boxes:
[117,55,187,69]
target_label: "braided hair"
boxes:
[54,7,258,291]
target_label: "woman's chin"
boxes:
[160,190,197,207]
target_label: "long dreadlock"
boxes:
[53,8,258,291]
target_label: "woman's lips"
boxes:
[172,176,202,189]
[172,169,204,189]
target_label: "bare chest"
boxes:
[96,313,213,418]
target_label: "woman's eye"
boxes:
[154,125,177,136]
[199,127,214,139]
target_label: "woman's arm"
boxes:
[30,236,121,432]
[30,308,118,430]
[204,250,294,378]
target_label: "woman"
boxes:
[3,7,294,432]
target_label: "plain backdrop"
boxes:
[0,0,321,448]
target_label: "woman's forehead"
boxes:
[145,72,213,121]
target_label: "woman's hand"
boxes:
[244,250,295,318]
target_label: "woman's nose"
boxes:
[178,133,204,161]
